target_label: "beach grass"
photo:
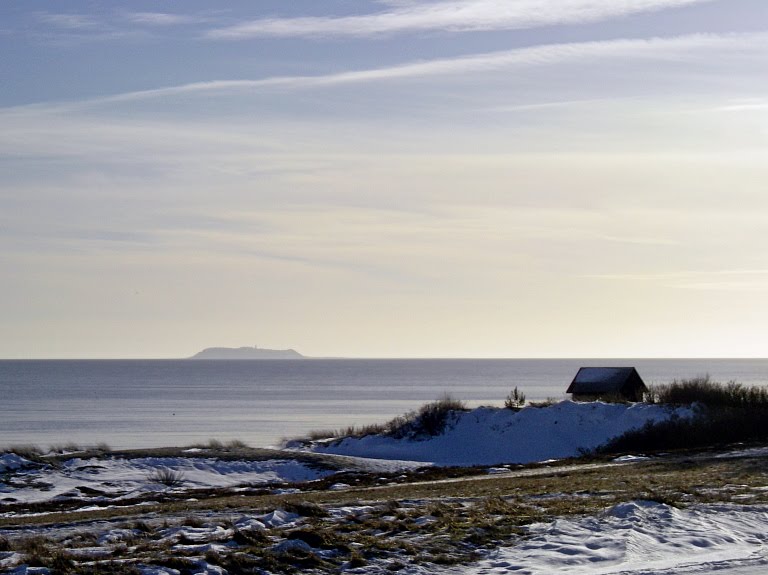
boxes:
[294,394,469,444]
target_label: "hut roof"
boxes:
[566,367,646,395]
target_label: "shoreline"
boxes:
[4,358,768,451]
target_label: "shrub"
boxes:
[225,439,249,449]
[197,438,249,450]
[388,395,468,439]
[645,375,768,408]
[528,398,559,408]
[504,387,526,409]
[147,467,186,487]
[600,406,768,454]
[302,395,469,442]
[600,377,768,454]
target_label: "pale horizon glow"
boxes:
[1,0,767,359]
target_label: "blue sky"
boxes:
[2,0,768,358]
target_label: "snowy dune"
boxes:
[312,401,693,466]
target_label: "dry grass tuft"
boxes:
[147,467,185,488]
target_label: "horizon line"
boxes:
[2,356,767,361]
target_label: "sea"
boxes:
[2,358,767,451]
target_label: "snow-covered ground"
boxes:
[4,402,766,574]
[428,501,768,575]
[312,401,693,465]
[1,402,693,510]
[0,455,335,508]
[3,499,766,575]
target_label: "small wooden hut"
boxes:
[567,367,647,402]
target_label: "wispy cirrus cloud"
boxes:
[35,12,100,30]
[715,99,768,112]
[30,10,214,43]
[19,30,760,108]
[587,269,768,291]
[32,12,146,44]
[207,0,713,39]
[123,12,211,26]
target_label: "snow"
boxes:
[2,403,765,575]
[0,456,333,507]
[427,501,768,575]
[313,401,692,466]
[272,538,313,553]
[612,454,650,462]
[573,367,629,382]
[0,454,33,473]
[258,509,300,527]
[0,552,24,570]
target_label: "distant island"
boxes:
[189,346,305,360]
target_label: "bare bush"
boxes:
[148,467,186,488]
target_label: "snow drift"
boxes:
[442,501,768,575]
[312,401,693,466]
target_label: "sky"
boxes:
[2,0,768,359]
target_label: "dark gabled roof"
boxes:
[566,367,646,395]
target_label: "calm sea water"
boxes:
[2,359,767,450]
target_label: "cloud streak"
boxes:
[715,99,768,112]
[35,12,100,30]
[586,269,768,291]
[123,12,211,26]
[8,30,761,111]
[208,0,713,39]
